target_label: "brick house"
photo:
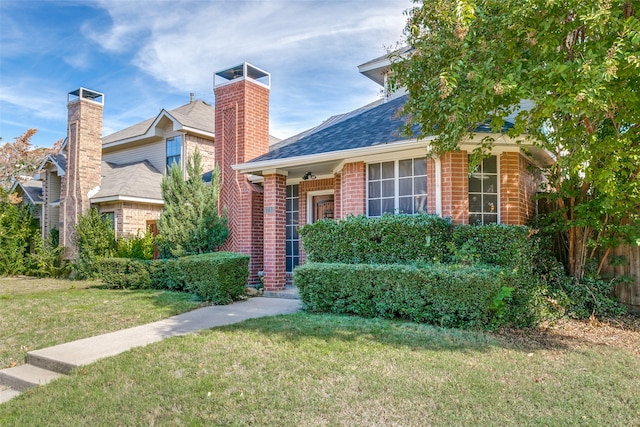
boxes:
[23,54,549,290]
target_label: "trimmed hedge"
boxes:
[98,258,152,289]
[98,252,249,304]
[295,262,511,329]
[180,252,249,304]
[298,214,454,264]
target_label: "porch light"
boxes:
[302,171,316,180]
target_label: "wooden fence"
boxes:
[602,243,640,313]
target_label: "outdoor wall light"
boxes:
[302,171,316,180]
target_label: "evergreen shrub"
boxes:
[98,258,151,289]
[295,262,510,329]
[180,252,249,304]
[298,214,454,264]
[98,252,248,303]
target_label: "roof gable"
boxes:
[102,100,215,147]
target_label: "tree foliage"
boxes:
[0,201,37,275]
[390,0,640,279]
[157,148,228,258]
[72,207,116,279]
[0,129,62,190]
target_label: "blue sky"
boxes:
[0,0,412,148]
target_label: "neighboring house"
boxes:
[20,53,549,291]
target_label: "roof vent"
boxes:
[68,88,104,105]
[214,62,270,89]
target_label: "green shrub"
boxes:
[451,224,533,269]
[295,262,519,329]
[146,258,186,291]
[28,234,70,278]
[557,276,627,319]
[98,258,152,289]
[116,230,155,260]
[180,252,249,304]
[298,214,454,264]
[0,202,37,275]
[72,208,116,279]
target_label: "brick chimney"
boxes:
[60,88,104,258]
[214,63,270,283]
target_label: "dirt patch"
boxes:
[497,314,640,356]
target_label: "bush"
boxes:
[180,252,249,304]
[557,276,627,319]
[73,208,116,279]
[116,230,155,260]
[28,233,69,278]
[0,202,37,275]
[451,224,534,269]
[98,258,151,289]
[295,262,519,329]
[98,252,249,303]
[146,258,186,291]
[298,214,454,264]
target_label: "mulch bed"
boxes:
[496,314,640,356]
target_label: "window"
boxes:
[367,158,427,217]
[101,211,115,231]
[468,155,498,224]
[166,136,181,172]
[285,185,300,273]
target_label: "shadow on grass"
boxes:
[214,311,573,354]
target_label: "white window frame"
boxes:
[166,135,182,173]
[366,157,428,217]
[468,155,500,224]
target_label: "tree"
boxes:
[0,201,37,275]
[157,148,228,257]
[72,208,116,279]
[1,129,42,189]
[389,0,640,279]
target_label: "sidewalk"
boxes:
[0,297,302,403]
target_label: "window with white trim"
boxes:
[285,184,299,273]
[468,155,498,224]
[367,158,427,217]
[166,136,181,172]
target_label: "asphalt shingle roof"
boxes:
[102,100,215,145]
[93,160,163,201]
[17,179,43,204]
[250,95,417,162]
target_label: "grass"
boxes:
[1,313,638,426]
[0,277,203,369]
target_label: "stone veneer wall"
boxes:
[60,96,103,258]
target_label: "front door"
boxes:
[312,194,334,222]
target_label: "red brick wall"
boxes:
[214,77,269,284]
[61,97,103,258]
[263,173,287,290]
[500,152,538,225]
[440,151,468,224]
[333,173,342,219]
[340,162,366,216]
[427,157,437,214]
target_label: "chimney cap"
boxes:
[214,62,270,89]
[68,88,104,105]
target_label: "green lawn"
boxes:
[0,277,203,369]
[1,313,638,426]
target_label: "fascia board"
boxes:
[231,137,433,174]
[91,195,164,205]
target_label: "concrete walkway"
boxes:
[0,297,302,404]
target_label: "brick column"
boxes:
[500,152,520,225]
[340,162,366,216]
[440,151,468,224]
[500,152,538,225]
[333,172,342,219]
[263,172,287,291]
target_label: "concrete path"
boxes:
[0,297,302,404]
